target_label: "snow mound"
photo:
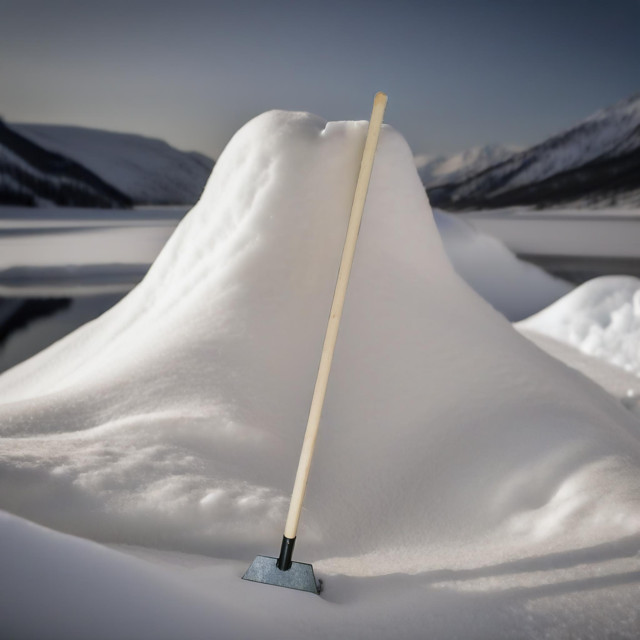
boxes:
[433,209,572,320]
[519,276,640,377]
[1,111,639,578]
[13,123,214,205]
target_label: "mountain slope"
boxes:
[415,144,519,188]
[13,124,214,205]
[0,121,215,207]
[0,119,132,207]
[428,93,640,210]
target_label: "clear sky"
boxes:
[1,0,639,160]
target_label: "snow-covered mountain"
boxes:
[0,121,214,207]
[427,93,640,210]
[415,144,519,188]
[0,119,132,208]
[14,124,214,205]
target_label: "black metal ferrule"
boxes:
[276,535,296,571]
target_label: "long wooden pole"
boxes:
[282,92,388,547]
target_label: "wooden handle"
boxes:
[283,92,388,540]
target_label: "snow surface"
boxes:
[518,327,640,419]
[433,209,572,320]
[3,508,640,640]
[1,110,640,638]
[0,510,272,640]
[13,124,214,205]
[519,276,640,377]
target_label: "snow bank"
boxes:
[519,276,640,377]
[1,111,639,586]
[433,209,572,320]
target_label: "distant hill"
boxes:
[415,144,520,188]
[0,121,214,208]
[0,119,132,208]
[421,93,640,210]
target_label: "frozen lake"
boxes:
[462,208,640,281]
[0,206,187,295]
[1,205,639,295]
[0,206,186,371]
[0,205,639,371]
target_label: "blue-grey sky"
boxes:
[1,0,639,159]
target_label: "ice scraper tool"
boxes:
[243,91,388,594]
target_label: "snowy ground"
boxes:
[1,112,640,639]
[3,509,640,640]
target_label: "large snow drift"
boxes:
[519,276,640,377]
[1,111,639,585]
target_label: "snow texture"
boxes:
[519,276,640,377]
[1,110,640,638]
[3,507,640,640]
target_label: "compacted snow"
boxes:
[1,110,640,639]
